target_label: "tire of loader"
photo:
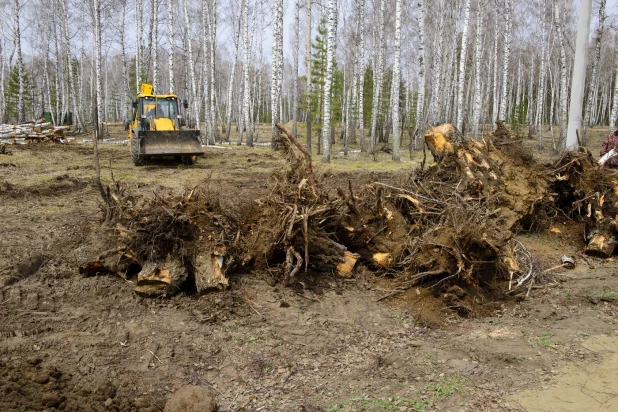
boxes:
[182,155,197,165]
[131,137,144,166]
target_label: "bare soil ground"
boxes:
[1,126,618,412]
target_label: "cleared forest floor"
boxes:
[1,125,618,411]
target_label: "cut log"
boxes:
[135,259,187,297]
[194,246,229,292]
[373,252,392,269]
[336,251,360,278]
[585,234,615,258]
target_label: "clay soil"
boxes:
[2,127,618,412]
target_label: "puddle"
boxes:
[512,335,618,411]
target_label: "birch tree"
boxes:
[271,0,283,138]
[321,0,336,163]
[242,0,252,146]
[305,0,312,151]
[455,0,471,131]
[291,0,300,137]
[224,4,241,141]
[369,0,385,152]
[357,0,365,151]
[554,2,568,148]
[152,0,159,90]
[498,0,512,122]
[471,0,484,138]
[168,0,174,92]
[391,0,401,161]
[535,3,547,148]
[582,0,605,143]
[183,0,199,127]
[415,0,425,146]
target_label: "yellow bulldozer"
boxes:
[128,83,204,166]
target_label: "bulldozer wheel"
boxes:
[131,139,144,166]
[182,156,197,166]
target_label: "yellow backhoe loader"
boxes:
[128,83,204,166]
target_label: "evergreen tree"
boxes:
[4,63,33,122]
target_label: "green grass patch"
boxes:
[328,396,431,412]
[590,289,618,299]
[235,332,267,344]
[426,373,466,399]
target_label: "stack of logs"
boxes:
[0,120,71,144]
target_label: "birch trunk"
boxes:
[498,0,512,122]
[609,52,618,131]
[13,0,24,122]
[271,0,283,140]
[391,0,401,161]
[242,0,251,146]
[429,0,445,124]
[136,0,143,91]
[583,0,605,142]
[291,0,300,138]
[415,0,425,147]
[472,2,483,138]
[535,5,547,148]
[369,0,385,152]
[121,0,130,121]
[224,7,241,142]
[491,19,499,126]
[321,0,336,163]
[152,0,159,90]
[357,0,365,152]
[306,0,312,152]
[168,0,174,93]
[554,3,568,148]
[183,0,199,127]
[455,0,471,131]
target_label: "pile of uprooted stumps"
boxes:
[77,121,618,311]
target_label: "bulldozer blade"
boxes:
[137,130,204,157]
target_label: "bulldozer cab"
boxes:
[129,83,203,166]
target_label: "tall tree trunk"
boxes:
[271,0,283,141]
[498,0,511,122]
[305,0,312,152]
[582,0,605,143]
[369,0,385,152]
[566,0,593,150]
[415,0,426,147]
[535,4,547,148]
[472,1,483,138]
[292,0,300,138]
[321,0,336,163]
[152,0,159,90]
[224,7,241,142]
[121,0,130,121]
[554,3,568,148]
[357,0,365,152]
[391,0,401,161]
[136,0,143,92]
[455,0,471,131]
[168,0,174,92]
[183,0,199,127]
[242,0,252,146]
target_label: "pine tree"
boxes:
[4,62,33,122]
